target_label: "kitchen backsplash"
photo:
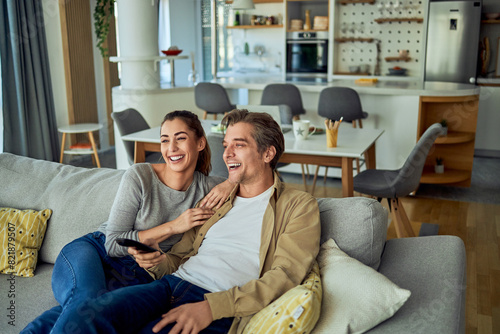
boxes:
[334,1,425,78]
[218,1,426,79]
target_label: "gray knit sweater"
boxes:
[98,163,224,257]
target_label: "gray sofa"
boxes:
[0,153,466,333]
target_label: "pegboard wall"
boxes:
[334,0,426,78]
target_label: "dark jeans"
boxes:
[21,231,154,333]
[54,275,233,334]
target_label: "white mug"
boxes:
[293,120,316,140]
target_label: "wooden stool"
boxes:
[58,123,103,168]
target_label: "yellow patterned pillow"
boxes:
[243,262,322,334]
[0,208,52,277]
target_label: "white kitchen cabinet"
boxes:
[476,85,500,156]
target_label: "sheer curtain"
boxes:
[0,0,59,161]
[0,57,3,153]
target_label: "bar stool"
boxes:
[58,123,103,168]
[195,82,236,120]
[311,87,369,194]
[261,84,306,121]
[261,83,310,186]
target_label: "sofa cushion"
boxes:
[313,239,411,334]
[0,208,52,277]
[317,197,387,270]
[367,236,466,334]
[0,262,57,331]
[243,263,322,334]
[0,153,125,264]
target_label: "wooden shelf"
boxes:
[375,18,423,24]
[64,149,95,155]
[478,83,500,87]
[227,24,283,29]
[334,72,371,76]
[287,29,328,32]
[420,167,471,185]
[434,131,475,144]
[385,57,412,62]
[335,38,374,43]
[339,0,375,4]
[481,19,500,24]
[226,0,282,3]
[417,95,479,187]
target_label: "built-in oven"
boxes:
[286,31,328,80]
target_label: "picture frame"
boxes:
[496,37,500,77]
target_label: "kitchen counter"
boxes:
[112,78,480,171]
[211,77,480,177]
[215,76,481,97]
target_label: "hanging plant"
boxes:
[94,0,116,57]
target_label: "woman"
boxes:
[22,110,234,333]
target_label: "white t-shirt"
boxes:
[173,186,273,292]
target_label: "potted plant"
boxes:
[94,0,116,57]
[435,157,444,174]
[439,119,448,136]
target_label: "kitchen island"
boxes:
[112,79,480,187]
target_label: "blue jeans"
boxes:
[53,275,233,334]
[21,231,153,333]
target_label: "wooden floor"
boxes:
[285,181,500,334]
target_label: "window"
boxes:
[201,0,234,80]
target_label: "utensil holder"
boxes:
[326,128,338,148]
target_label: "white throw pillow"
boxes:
[313,239,411,334]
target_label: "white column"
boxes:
[116,0,160,89]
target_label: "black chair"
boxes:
[195,83,236,120]
[207,133,228,178]
[261,83,309,185]
[318,87,368,128]
[353,123,445,238]
[261,83,306,120]
[111,109,164,164]
[311,87,369,194]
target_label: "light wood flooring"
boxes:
[284,182,500,334]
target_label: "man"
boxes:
[58,109,320,334]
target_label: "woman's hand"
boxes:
[169,208,215,235]
[199,180,235,209]
[138,207,215,245]
[128,239,165,269]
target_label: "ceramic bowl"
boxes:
[349,66,360,73]
[161,49,183,56]
[388,68,407,76]
[485,13,500,20]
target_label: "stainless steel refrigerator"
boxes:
[424,0,482,84]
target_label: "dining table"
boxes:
[121,120,385,197]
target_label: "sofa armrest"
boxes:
[368,235,466,334]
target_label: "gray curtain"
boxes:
[0,0,59,161]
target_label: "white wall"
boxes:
[165,0,201,87]
[477,86,500,153]
[227,3,285,75]
[42,0,110,151]
[483,0,500,13]
[41,0,69,135]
